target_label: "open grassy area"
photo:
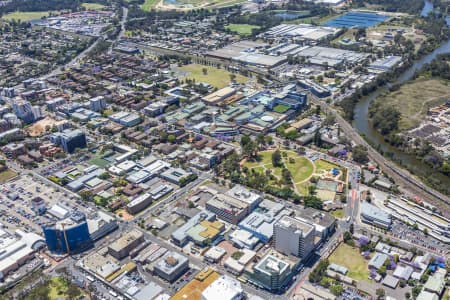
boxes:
[328,243,370,281]
[225,23,260,35]
[141,0,159,11]
[314,159,340,174]
[177,64,249,88]
[273,104,290,113]
[330,208,344,219]
[81,3,106,9]
[2,11,51,22]
[372,78,450,130]
[244,150,314,184]
[89,157,110,168]
[0,169,17,182]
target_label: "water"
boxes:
[352,0,450,192]
[274,12,308,20]
[421,0,433,17]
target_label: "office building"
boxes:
[43,211,92,254]
[108,229,144,259]
[274,216,315,260]
[201,275,244,300]
[86,211,118,241]
[12,100,34,123]
[89,96,107,112]
[171,210,217,246]
[50,129,87,153]
[154,251,189,282]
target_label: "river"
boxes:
[352,0,450,192]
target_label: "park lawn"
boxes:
[0,169,17,182]
[47,277,83,300]
[295,182,310,196]
[273,104,290,113]
[2,11,51,22]
[330,208,344,219]
[81,3,106,9]
[225,23,261,35]
[140,0,159,11]
[178,64,248,88]
[288,157,314,183]
[329,243,370,281]
[245,150,314,186]
[314,159,340,174]
[372,78,450,130]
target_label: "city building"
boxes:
[246,251,299,292]
[171,210,217,246]
[127,193,153,215]
[229,229,259,249]
[89,96,107,112]
[108,229,144,260]
[154,251,189,282]
[43,211,92,254]
[49,129,87,153]
[274,216,315,260]
[239,200,290,243]
[201,275,244,300]
[368,252,389,270]
[360,202,392,229]
[160,167,193,186]
[171,268,220,300]
[86,211,118,241]
[186,219,225,246]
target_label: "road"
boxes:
[311,97,450,215]
[108,6,128,54]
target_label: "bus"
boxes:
[109,290,118,297]
[86,275,95,282]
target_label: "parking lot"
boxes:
[0,174,81,233]
[388,219,448,255]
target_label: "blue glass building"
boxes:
[43,212,92,254]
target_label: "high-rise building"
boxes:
[12,99,34,123]
[50,129,87,153]
[274,215,315,260]
[89,96,107,112]
[42,211,92,254]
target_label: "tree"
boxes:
[330,284,344,296]
[281,168,292,184]
[79,190,93,202]
[229,73,236,82]
[353,145,369,164]
[349,223,354,234]
[379,266,387,277]
[376,288,385,300]
[202,67,208,75]
[304,195,323,209]
[405,292,411,299]
[272,150,282,167]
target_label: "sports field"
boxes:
[225,23,260,35]
[141,0,159,11]
[2,11,51,22]
[328,243,370,281]
[372,78,450,130]
[0,169,17,182]
[177,64,249,88]
[81,3,106,9]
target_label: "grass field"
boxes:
[225,23,260,35]
[244,150,314,184]
[81,3,106,9]
[330,208,344,219]
[329,243,370,281]
[0,169,17,182]
[177,64,249,88]
[314,159,340,174]
[2,11,51,22]
[273,104,290,113]
[89,157,110,168]
[372,78,450,130]
[141,0,159,11]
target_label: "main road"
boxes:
[310,96,450,216]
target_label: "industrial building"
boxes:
[43,211,92,254]
[263,24,340,41]
[274,216,315,259]
[154,251,189,282]
[296,46,370,68]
